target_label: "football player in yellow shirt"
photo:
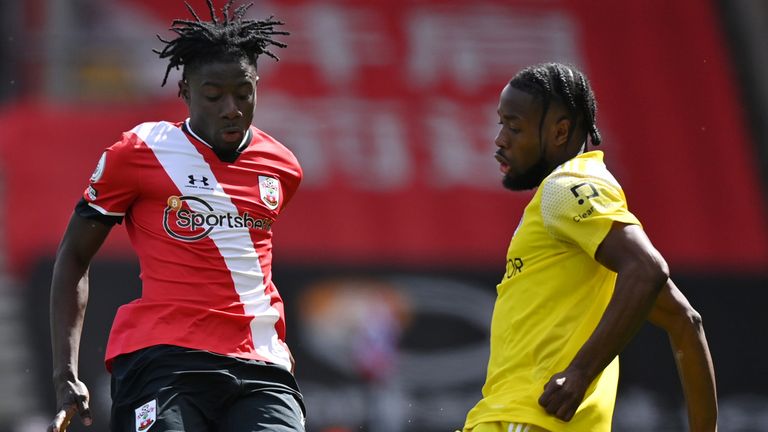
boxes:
[461,63,717,432]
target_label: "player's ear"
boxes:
[178,79,190,104]
[554,117,572,147]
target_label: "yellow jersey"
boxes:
[464,151,641,432]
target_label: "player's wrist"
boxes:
[564,359,598,383]
[52,368,78,384]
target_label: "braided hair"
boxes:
[154,0,289,86]
[510,63,602,148]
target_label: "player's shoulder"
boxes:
[110,120,180,152]
[250,126,291,153]
[551,150,618,181]
[543,152,621,191]
[540,151,626,209]
[250,126,301,167]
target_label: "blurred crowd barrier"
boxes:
[0,0,766,431]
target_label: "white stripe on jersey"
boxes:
[133,122,291,370]
[87,202,126,216]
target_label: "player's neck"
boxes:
[183,119,250,163]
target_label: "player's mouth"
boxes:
[495,152,510,174]
[220,126,245,143]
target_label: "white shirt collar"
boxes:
[184,118,251,153]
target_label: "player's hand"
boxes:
[538,368,590,422]
[48,377,92,432]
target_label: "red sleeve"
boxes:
[82,131,141,216]
[279,155,302,213]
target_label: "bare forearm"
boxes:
[538,267,666,421]
[50,214,112,381]
[647,280,717,430]
[50,253,90,380]
[568,269,664,380]
[668,312,717,429]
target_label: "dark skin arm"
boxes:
[538,222,717,430]
[49,213,112,432]
[647,280,718,430]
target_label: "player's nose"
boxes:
[220,95,243,120]
[494,129,507,149]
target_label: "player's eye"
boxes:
[498,122,520,134]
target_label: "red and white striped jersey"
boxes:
[83,120,302,371]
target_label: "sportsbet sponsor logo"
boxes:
[163,195,273,242]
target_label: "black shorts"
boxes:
[110,345,306,432]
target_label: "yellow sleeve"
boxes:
[540,173,641,258]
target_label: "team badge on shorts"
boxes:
[134,399,156,432]
[258,176,280,210]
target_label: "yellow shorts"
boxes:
[463,422,550,432]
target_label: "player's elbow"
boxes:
[684,307,704,333]
[667,303,705,337]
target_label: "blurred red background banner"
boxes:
[2,0,767,274]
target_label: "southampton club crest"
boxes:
[258,176,280,210]
[134,399,156,432]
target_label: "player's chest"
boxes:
[507,202,555,250]
[136,157,287,234]
[503,203,564,279]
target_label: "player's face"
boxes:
[181,58,258,152]
[495,84,550,191]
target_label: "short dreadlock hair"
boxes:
[154,0,289,86]
[510,62,601,148]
